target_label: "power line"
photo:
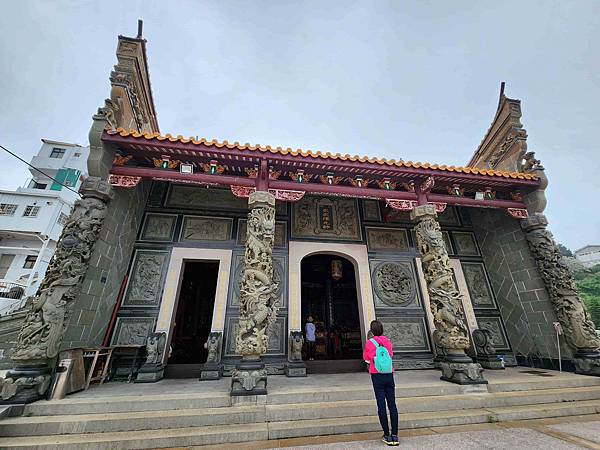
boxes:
[0,143,82,197]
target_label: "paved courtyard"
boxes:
[196,415,600,449]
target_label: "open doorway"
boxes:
[168,261,219,368]
[301,254,362,368]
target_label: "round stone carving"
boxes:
[373,262,416,307]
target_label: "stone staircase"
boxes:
[2,370,600,449]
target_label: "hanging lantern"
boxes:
[331,259,343,281]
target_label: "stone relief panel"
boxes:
[371,261,419,308]
[140,213,177,241]
[238,220,287,248]
[476,316,511,351]
[379,317,431,352]
[122,250,168,307]
[366,228,409,252]
[180,216,232,242]
[225,316,286,356]
[462,262,496,309]
[452,232,480,256]
[147,182,168,207]
[389,211,412,223]
[291,195,361,241]
[229,254,286,309]
[362,200,382,221]
[111,317,156,346]
[167,185,247,210]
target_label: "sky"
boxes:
[0,1,598,251]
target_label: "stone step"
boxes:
[266,385,600,422]
[487,373,600,393]
[0,422,269,450]
[8,385,600,437]
[4,398,600,448]
[268,399,600,439]
[24,391,231,416]
[0,405,264,437]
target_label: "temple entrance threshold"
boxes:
[301,254,364,373]
[165,261,218,378]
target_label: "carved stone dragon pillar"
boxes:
[521,213,600,375]
[0,178,114,403]
[231,191,279,396]
[411,204,487,385]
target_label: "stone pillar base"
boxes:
[0,364,53,404]
[476,355,505,370]
[573,352,600,376]
[286,361,307,377]
[135,364,165,383]
[200,363,222,381]
[439,356,487,385]
[231,360,267,396]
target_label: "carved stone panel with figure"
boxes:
[111,317,156,346]
[366,228,409,252]
[225,316,286,356]
[292,195,361,241]
[123,250,168,307]
[180,216,232,242]
[379,317,430,352]
[476,316,511,351]
[462,262,496,309]
[141,213,177,241]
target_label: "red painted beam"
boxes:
[109,165,528,210]
[109,165,256,187]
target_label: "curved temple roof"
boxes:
[106,128,538,181]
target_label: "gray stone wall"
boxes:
[469,208,570,361]
[61,181,151,349]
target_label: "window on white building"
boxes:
[50,147,66,158]
[23,255,37,269]
[32,181,47,190]
[0,204,18,216]
[74,152,81,157]
[58,212,69,225]
[23,205,41,217]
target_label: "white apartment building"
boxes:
[575,245,600,269]
[0,139,89,313]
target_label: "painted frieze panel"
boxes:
[147,181,168,207]
[378,317,430,352]
[291,195,361,241]
[366,228,409,252]
[437,206,461,226]
[167,185,248,210]
[362,200,382,221]
[237,220,287,248]
[229,254,286,308]
[225,316,286,356]
[122,250,168,307]
[140,213,177,241]
[180,216,232,242]
[371,260,419,308]
[476,316,511,351]
[111,317,156,346]
[452,232,480,256]
[462,262,497,309]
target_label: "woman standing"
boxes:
[362,320,398,446]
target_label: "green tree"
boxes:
[574,265,600,328]
[558,243,573,257]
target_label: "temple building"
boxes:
[3,26,600,403]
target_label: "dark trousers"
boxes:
[371,373,398,436]
[307,340,315,359]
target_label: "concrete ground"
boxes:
[193,415,600,449]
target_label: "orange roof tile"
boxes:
[106,128,538,181]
